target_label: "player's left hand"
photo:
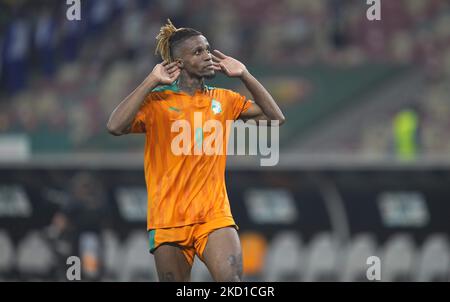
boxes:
[212,50,248,78]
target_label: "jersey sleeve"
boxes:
[227,90,253,120]
[130,94,153,133]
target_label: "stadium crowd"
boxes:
[0,0,448,157]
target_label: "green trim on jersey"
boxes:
[149,230,156,252]
[151,80,217,93]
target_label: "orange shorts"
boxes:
[148,216,238,266]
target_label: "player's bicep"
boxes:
[121,124,133,135]
[238,102,266,122]
[128,95,154,134]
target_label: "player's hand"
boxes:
[149,61,181,85]
[212,50,248,78]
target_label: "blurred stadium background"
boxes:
[0,0,449,281]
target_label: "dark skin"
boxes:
[107,35,285,281]
[171,35,285,124]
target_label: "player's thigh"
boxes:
[202,227,242,282]
[153,244,192,282]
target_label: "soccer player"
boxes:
[107,20,285,282]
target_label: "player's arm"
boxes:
[106,61,180,136]
[211,50,285,126]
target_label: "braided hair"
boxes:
[155,19,203,62]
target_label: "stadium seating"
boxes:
[263,231,304,281]
[341,233,378,282]
[415,234,450,281]
[120,231,157,281]
[16,231,54,280]
[303,232,341,282]
[102,230,122,281]
[2,228,450,281]
[0,230,15,279]
[381,234,416,282]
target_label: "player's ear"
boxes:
[175,59,184,69]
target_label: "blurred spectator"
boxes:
[2,12,30,95]
[87,0,113,35]
[0,35,3,89]
[47,172,110,281]
[392,105,421,161]
[34,7,57,77]
[121,1,145,60]
[60,17,82,63]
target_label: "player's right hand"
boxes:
[149,61,181,85]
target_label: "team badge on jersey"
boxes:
[211,99,222,115]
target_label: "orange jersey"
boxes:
[130,81,253,229]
